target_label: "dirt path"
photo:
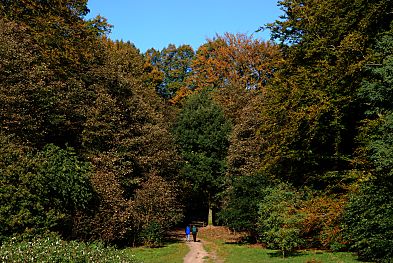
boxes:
[183,240,209,263]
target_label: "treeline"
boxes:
[0,0,181,247]
[0,0,392,262]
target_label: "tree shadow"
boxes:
[267,250,304,258]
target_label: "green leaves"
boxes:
[146,44,195,99]
[0,137,93,241]
[342,180,393,262]
[173,90,231,221]
[257,183,305,257]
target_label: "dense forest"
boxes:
[1,0,393,262]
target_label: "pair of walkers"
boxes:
[185,225,198,242]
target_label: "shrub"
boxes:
[0,141,94,241]
[0,233,139,263]
[342,179,393,262]
[139,221,165,247]
[218,174,270,238]
[257,183,305,257]
[300,194,347,250]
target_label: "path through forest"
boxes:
[180,226,226,263]
[183,239,209,263]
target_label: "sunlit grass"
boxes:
[199,226,362,263]
[127,241,189,263]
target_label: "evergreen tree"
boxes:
[173,90,231,225]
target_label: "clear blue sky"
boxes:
[86,0,283,52]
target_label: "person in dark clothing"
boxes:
[191,225,198,242]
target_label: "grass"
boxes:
[199,226,362,263]
[215,244,360,263]
[127,240,189,263]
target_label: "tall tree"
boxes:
[0,0,111,148]
[342,25,393,262]
[76,40,181,244]
[189,33,282,91]
[145,44,195,99]
[173,90,231,225]
[256,0,393,186]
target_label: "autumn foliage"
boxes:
[1,0,393,261]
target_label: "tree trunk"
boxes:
[208,201,213,226]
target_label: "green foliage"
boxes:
[218,175,269,235]
[257,183,305,257]
[358,28,393,178]
[139,221,165,247]
[146,44,195,99]
[257,0,393,188]
[342,27,393,262]
[0,233,139,263]
[173,90,231,221]
[342,180,393,262]
[0,137,93,241]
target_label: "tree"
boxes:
[173,90,231,225]
[133,175,183,247]
[189,33,282,98]
[0,0,111,148]
[74,40,181,245]
[145,44,195,99]
[255,0,393,187]
[342,25,393,262]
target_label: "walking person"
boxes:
[185,225,191,242]
[191,225,198,242]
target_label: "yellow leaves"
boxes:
[169,86,193,105]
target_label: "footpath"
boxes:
[181,226,225,263]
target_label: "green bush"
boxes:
[0,233,139,263]
[342,180,393,262]
[139,221,165,247]
[0,139,94,241]
[218,174,270,237]
[257,183,305,257]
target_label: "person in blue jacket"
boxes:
[185,225,191,242]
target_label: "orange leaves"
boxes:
[300,195,347,248]
[189,33,282,91]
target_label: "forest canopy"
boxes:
[1,0,392,261]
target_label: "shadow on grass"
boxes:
[156,227,187,247]
[267,250,304,258]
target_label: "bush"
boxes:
[300,194,347,250]
[257,183,305,257]
[0,233,139,263]
[342,180,393,262]
[218,174,270,237]
[139,221,165,247]
[0,140,94,241]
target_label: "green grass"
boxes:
[218,244,361,263]
[127,241,189,263]
[199,228,362,263]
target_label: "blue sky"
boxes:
[86,1,283,52]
